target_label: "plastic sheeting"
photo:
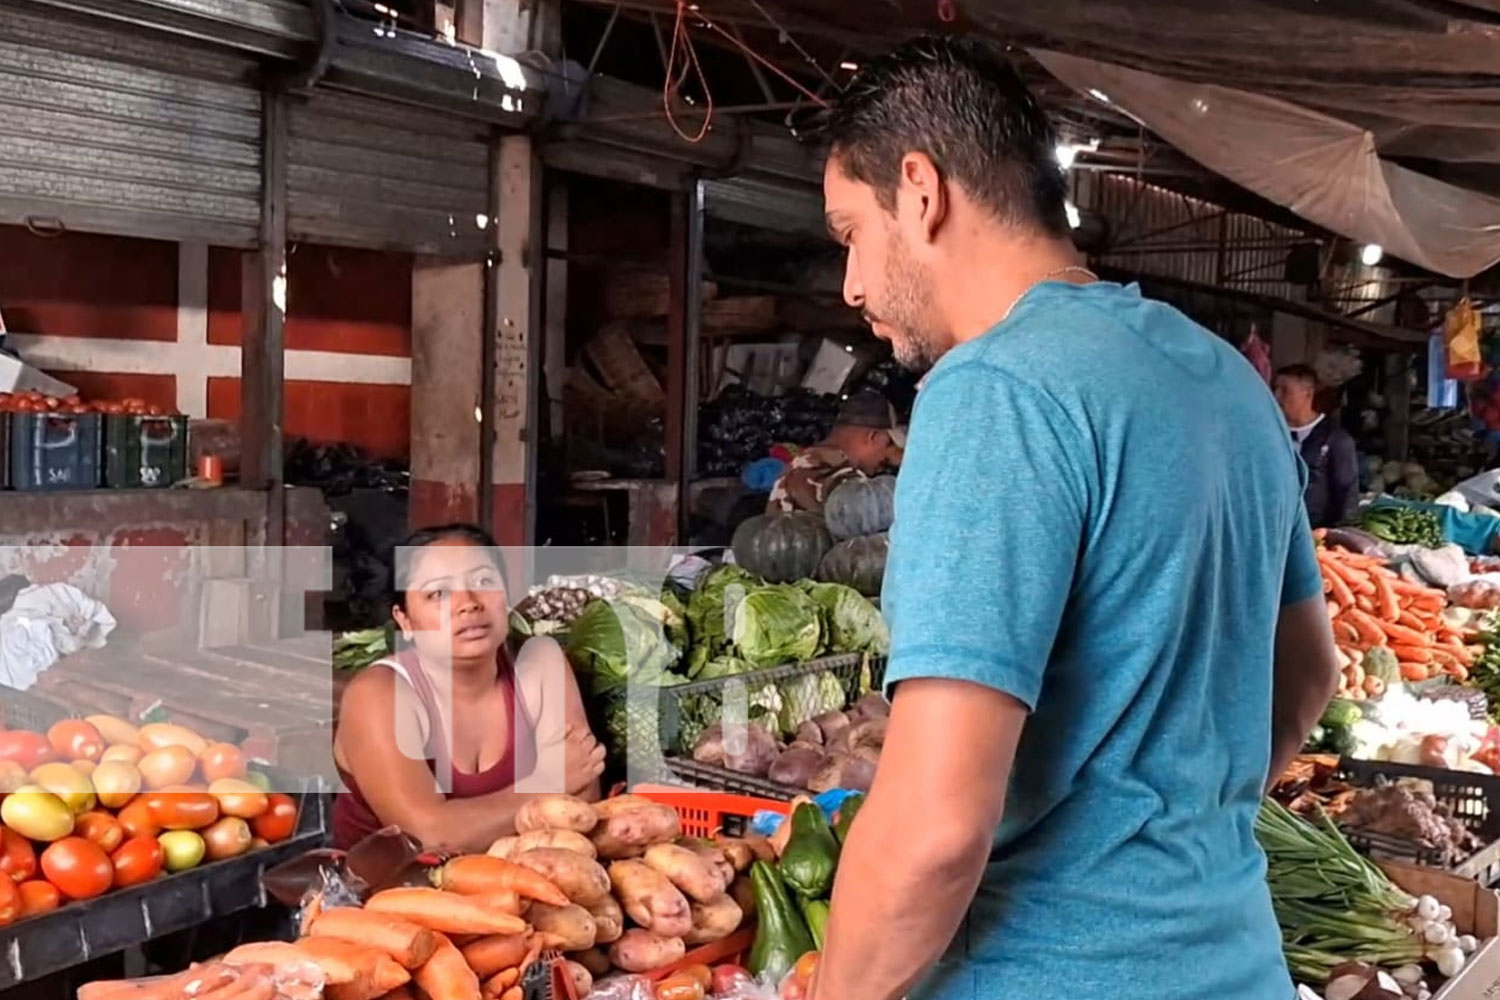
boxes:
[1031,49,1500,278]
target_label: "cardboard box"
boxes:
[1381,861,1500,999]
[0,352,75,397]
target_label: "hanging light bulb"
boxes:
[1065,201,1082,230]
[1361,243,1384,267]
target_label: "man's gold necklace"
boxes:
[999,265,1099,323]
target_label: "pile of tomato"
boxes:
[0,715,298,927]
[0,392,178,417]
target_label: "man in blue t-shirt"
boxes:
[810,37,1342,1000]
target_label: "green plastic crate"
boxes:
[104,414,188,488]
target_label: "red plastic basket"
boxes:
[631,784,788,838]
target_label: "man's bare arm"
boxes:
[811,679,1024,1000]
[1267,595,1341,789]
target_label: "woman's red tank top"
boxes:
[331,644,535,850]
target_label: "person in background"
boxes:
[810,35,1339,1000]
[332,523,605,853]
[766,388,905,513]
[1274,363,1360,527]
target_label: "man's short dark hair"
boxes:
[1276,364,1318,388]
[819,35,1069,236]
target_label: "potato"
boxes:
[563,960,593,998]
[608,929,685,974]
[591,804,681,860]
[713,833,773,868]
[644,843,726,903]
[515,794,598,835]
[681,841,735,890]
[608,860,693,937]
[685,893,744,946]
[593,795,652,819]
[515,848,611,906]
[489,828,597,860]
[572,947,612,979]
[528,902,597,952]
[486,835,520,859]
[586,894,624,944]
[728,875,756,920]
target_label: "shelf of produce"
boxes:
[30,637,336,776]
[1382,861,1500,1000]
[1341,758,1500,886]
[0,778,327,990]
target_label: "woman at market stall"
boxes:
[331,523,605,853]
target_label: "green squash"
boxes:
[816,533,889,597]
[732,512,833,584]
[823,475,897,541]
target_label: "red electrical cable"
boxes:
[663,0,714,143]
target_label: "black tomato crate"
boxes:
[593,652,886,786]
[1338,757,1500,886]
[104,413,188,488]
[9,410,101,491]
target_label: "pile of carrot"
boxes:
[205,858,571,1000]
[1314,535,1480,699]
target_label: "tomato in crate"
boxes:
[103,413,188,488]
[8,411,102,491]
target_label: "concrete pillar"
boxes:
[489,134,537,546]
[409,259,484,527]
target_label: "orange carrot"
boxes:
[291,939,410,995]
[1356,594,1378,614]
[1372,573,1401,621]
[1400,662,1430,682]
[1392,644,1433,663]
[1332,619,1360,644]
[365,888,528,936]
[431,856,569,907]
[1323,569,1356,609]
[1450,663,1471,682]
[1341,609,1386,647]
[461,935,532,979]
[1327,600,1341,620]
[308,907,439,969]
[482,968,520,999]
[413,937,482,1000]
[1380,620,1432,647]
[1397,610,1428,631]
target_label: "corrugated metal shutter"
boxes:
[0,7,262,245]
[703,176,825,238]
[287,91,492,256]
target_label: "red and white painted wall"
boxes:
[0,226,413,459]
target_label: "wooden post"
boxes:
[409,259,485,527]
[665,182,705,543]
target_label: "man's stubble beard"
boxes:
[879,233,944,373]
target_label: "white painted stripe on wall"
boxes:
[8,335,413,389]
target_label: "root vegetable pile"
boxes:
[1315,540,1477,696]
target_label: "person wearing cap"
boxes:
[766,389,905,514]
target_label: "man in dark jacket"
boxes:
[1274,364,1360,527]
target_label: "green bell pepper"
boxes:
[779,802,841,899]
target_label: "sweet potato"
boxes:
[527,902,597,951]
[644,843,727,903]
[608,929,686,974]
[412,937,481,1000]
[563,961,593,998]
[431,856,570,907]
[685,894,744,945]
[586,893,625,944]
[459,934,531,980]
[489,828,597,860]
[364,888,528,936]
[513,848,611,906]
[608,859,693,937]
[307,908,438,969]
[480,968,519,1000]
[514,795,598,834]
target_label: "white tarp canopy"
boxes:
[1032,49,1500,278]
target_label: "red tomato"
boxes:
[110,835,164,888]
[116,797,161,840]
[40,837,112,901]
[710,966,754,996]
[145,789,219,831]
[0,731,56,769]
[75,811,124,854]
[47,720,105,763]
[0,828,37,883]
[198,743,245,783]
[16,880,60,917]
[0,874,17,926]
[250,793,298,844]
